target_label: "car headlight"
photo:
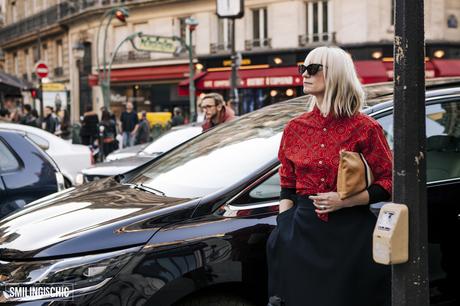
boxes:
[0,246,140,302]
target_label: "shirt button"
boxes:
[323,128,327,132]
[320,144,325,148]
[321,178,325,182]
[319,160,323,165]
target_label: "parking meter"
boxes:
[372,203,409,265]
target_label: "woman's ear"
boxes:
[216,104,223,111]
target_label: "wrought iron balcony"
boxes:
[298,32,336,46]
[0,0,131,45]
[210,43,232,54]
[244,38,271,51]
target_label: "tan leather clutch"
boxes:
[337,150,374,199]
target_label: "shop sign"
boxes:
[203,75,302,89]
[133,35,179,53]
[43,83,65,91]
[223,58,251,66]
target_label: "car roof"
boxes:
[0,122,65,143]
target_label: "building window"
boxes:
[33,46,39,63]
[13,53,18,76]
[252,7,268,47]
[391,0,394,25]
[178,16,191,44]
[42,43,48,64]
[12,2,17,23]
[302,0,333,44]
[25,49,31,79]
[56,40,63,68]
[217,18,231,50]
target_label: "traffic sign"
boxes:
[34,62,49,79]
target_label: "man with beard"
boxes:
[200,93,236,132]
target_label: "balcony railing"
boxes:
[298,32,336,46]
[244,38,271,51]
[0,0,130,45]
[210,43,232,54]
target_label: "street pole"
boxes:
[188,31,196,122]
[392,0,429,305]
[229,18,240,115]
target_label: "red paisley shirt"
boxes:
[278,107,393,220]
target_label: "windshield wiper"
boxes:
[125,183,165,196]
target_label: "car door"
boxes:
[375,98,460,305]
[0,132,58,218]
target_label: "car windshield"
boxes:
[141,126,202,155]
[128,97,311,198]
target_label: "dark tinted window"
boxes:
[0,139,19,172]
[377,101,460,182]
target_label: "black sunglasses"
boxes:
[298,64,324,76]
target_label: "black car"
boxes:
[0,81,459,305]
[0,129,65,218]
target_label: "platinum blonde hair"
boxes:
[304,46,365,117]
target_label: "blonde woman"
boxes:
[267,46,392,306]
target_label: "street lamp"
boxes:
[96,6,129,110]
[185,17,199,122]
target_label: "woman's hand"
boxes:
[309,192,348,214]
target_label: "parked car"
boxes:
[76,124,202,184]
[105,123,203,161]
[0,129,65,218]
[0,123,92,186]
[0,81,459,305]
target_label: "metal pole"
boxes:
[229,18,239,115]
[39,78,44,123]
[102,14,114,110]
[392,0,429,305]
[188,29,196,122]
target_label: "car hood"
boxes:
[0,178,197,260]
[82,155,155,177]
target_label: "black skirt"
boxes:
[267,195,390,306]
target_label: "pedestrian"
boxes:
[79,105,99,146]
[4,97,22,123]
[99,110,117,157]
[135,111,150,145]
[0,109,10,122]
[120,101,139,147]
[266,46,393,306]
[20,104,39,127]
[200,93,236,132]
[56,109,71,140]
[170,107,185,126]
[43,106,59,134]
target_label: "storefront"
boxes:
[107,64,190,119]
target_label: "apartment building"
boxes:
[1,0,460,120]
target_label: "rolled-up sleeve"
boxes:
[278,126,296,189]
[361,121,393,195]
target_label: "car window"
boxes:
[232,171,281,205]
[377,101,460,182]
[0,139,20,172]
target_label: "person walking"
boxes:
[20,104,39,128]
[79,105,99,146]
[266,46,393,306]
[120,102,139,147]
[43,106,59,134]
[99,110,117,158]
[170,107,185,126]
[135,111,150,145]
[200,93,236,132]
[56,109,71,140]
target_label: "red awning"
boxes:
[432,59,460,77]
[109,64,189,82]
[384,60,437,79]
[354,60,388,84]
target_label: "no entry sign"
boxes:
[35,62,49,79]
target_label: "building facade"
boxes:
[1,0,460,121]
